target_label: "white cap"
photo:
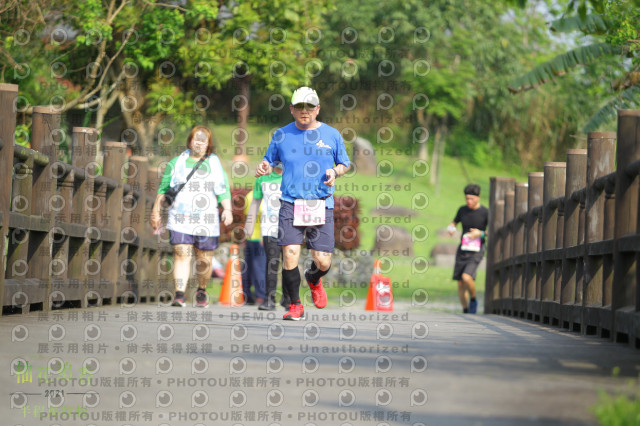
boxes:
[291,87,319,106]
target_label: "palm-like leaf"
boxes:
[549,14,610,34]
[509,42,622,93]
[583,86,640,132]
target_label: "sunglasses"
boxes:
[292,103,318,111]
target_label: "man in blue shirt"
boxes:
[255,87,351,320]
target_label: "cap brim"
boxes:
[292,101,319,106]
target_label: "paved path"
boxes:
[1,303,638,425]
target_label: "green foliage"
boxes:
[124,7,185,71]
[604,1,640,66]
[68,0,330,153]
[510,0,640,139]
[1,0,626,168]
[446,128,505,169]
[72,0,113,45]
[14,124,30,148]
[509,43,622,93]
[0,2,71,105]
[458,1,595,169]
[211,0,332,94]
[312,0,516,148]
[550,14,610,34]
[584,86,640,132]
[185,0,219,23]
[407,61,476,121]
[592,375,640,426]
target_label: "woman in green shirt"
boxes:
[151,126,232,307]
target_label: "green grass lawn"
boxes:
[192,122,519,304]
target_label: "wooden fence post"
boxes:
[525,172,544,320]
[582,132,616,337]
[102,142,127,304]
[613,110,640,346]
[30,106,61,311]
[128,156,149,302]
[152,166,173,303]
[540,162,566,325]
[483,113,638,347]
[512,182,528,317]
[0,87,172,314]
[492,199,504,313]
[146,166,169,302]
[68,127,99,307]
[119,165,137,303]
[603,176,616,334]
[500,190,515,314]
[51,158,74,307]
[559,149,587,329]
[0,84,18,313]
[8,145,34,312]
[486,177,515,314]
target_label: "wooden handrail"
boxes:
[0,84,173,314]
[486,125,640,349]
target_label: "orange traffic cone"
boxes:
[219,244,244,306]
[365,259,393,311]
[365,259,381,310]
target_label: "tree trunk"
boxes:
[417,140,428,161]
[95,85,121,156]
[435,123,447,197]
[234,75,251,163]
[430,119,448,192]
[120,73,161,156]
[416,110,431,163]
[429,125,442,186]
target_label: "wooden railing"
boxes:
[486,109,640,348]
[0,83,173,315]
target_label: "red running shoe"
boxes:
[283,304,305,321]
[305,269,327,309]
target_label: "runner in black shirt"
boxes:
[448,184,488,314]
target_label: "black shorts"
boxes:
[453,247,485,280]
[278,200,335,253]
[169,230,219,250]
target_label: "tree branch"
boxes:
[60,1,133,110]
[0,46,25,71]
[142,0,187,12]
[60,23,136,112]
[108,0,130,25]
[107,0,116,19]
[104,83,123,111]
[73,69,126,109]
[119,91,135,129]
[611,68,640,91]
[96,79,122,130]
[0,0,18,15]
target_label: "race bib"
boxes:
[461,234,481,252]
[293,199,326,226]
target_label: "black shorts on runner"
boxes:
[453,247,485,280]
[169,230,219,251]
[277,200,335,253]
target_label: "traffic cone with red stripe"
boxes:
[219,244,244,306]
[365,259,393,311]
